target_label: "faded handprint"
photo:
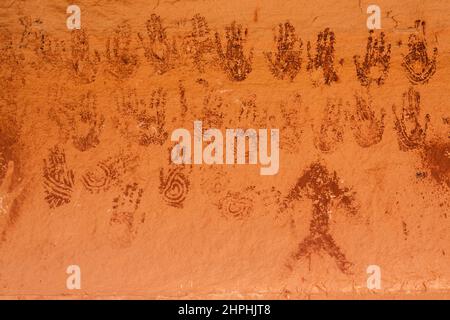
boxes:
[115,88,168,146]
[19,16,42,49]
[185,14,216,73]
[0,27,24,85]
[234,94,269,130]
[215,21,253,81]
[0,160,28,243]
[109,182,145,248]
[444,117,450,139]
[393,87,430,151]
[19,16,65,68]
[67,29,101,84]
[313,99,345,153]
[402,20,438,84]
[138,14,177,75]
[354,30,391,86]
[177,80,189,124]
[348,93,386,147]
[279,93,304,153]
[0,94,21,150]
[202,89,226,128]
[69,92,104,152]
[238,94,257,125]
[49,89,105,152]
[307,28,339,86]
[265,21,302,81]
[0,95,22,196]
[106,22,139,79]
[0,152,6,188]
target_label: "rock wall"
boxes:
[0,0,449,299]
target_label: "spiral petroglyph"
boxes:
[159,167,190,208]
[218,188,254,220]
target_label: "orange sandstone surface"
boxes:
[0,0,449,299]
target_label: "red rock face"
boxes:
[0,0,449,299]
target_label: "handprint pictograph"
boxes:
[0,152,7,187]
[354,30,391,86]
[106,22,139,79]
[49,89,105,152]
[265,21,302,81]
[138,14,177,75]
[402,20,438,85]
[348,93,386,148]
[0,158,29,244]
[0,27,24,85]
[115,88,168,146]
[279,93,304,153]
[237,94,258,126]
[109,182,145,248]
[67,29,101,84]
[313,99,345,153]
[444,117,450,139]
[0,94,21,154]
[202,89,226,128]
[215,21,253,81]
[42,146,75,209]
[19,16,65,69]
[186,14,216,73]
[307,28,339,86]
[393,87,430,151]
